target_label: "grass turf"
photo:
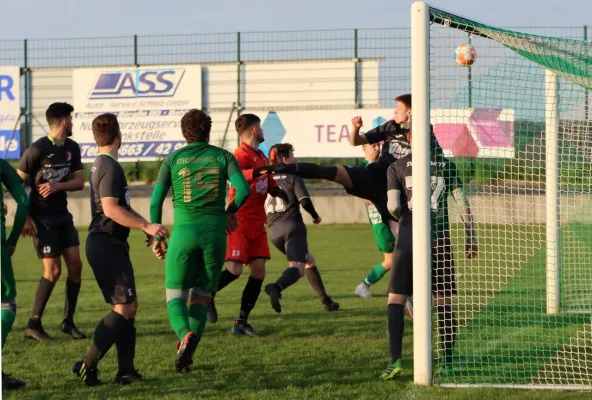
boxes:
[2,224,590,399]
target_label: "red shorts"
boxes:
[225,225,270,264]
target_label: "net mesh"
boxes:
[427,6,592,389]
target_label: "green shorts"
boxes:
[367,204,395,254]
[165,224,226,294]
[1,241,16,301]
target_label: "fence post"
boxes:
[354,29,360,108]
[237,32,242,147]
[23,39,31,149]
[584,25,589,122]
[134,35,139,67]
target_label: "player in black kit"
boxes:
[264,144,339,313]
[380,125,478,380]
[17,103,86,341]
[266,94,420,225]
[72,113,169,386]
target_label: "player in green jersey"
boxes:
[1,158,30,389]
[150,109,250,372]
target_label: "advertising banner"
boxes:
[251,108,515,158]
[0,67,21,159]
[73,65,202,161]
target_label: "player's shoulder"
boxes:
[93,154,120,173]
[64,137,80,149]
[28,136,51,151]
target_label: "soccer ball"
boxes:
[454,43,476,66]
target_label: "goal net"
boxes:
[410,2,592,390]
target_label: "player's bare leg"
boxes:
[207,261,243,323]
[232,260,265,337]
[25,257,62,341]
[61,246,86,338]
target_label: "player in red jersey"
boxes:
[207,114,286,336]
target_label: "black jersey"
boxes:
[387,153,462,244]
[18,136,83,216]
[363,120,411,172]
[89,154,131,241]
[265,173,310,228]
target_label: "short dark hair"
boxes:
[46,102,74,128]
[269,143,294,164]
[92,113,120,147]
[235,114,260,134]
[395,93,411,109]
[181,109,212,143]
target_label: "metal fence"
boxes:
[0,26,589,150]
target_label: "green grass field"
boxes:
[2,224,591,399]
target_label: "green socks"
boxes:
[1,309,16,348]
[363,264,388,286]
[189,303,207,344]
[167,298,190,340]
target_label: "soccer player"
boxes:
[18,102,86,341]
[149,109,250,372]
[1,159,30,390]
[380,126,478,380]
[267,94,418,228]
[263,143,339,313]
[206,113,286,337]
[354,143,396,299]
[73,113,169,386]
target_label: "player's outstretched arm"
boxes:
[1,160,30,249]
[102,198,168,239]
[452,187,478,259]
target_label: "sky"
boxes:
[1,0,591,40]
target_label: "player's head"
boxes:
[362,143,380,163]
[270,143,295,164]
[92,113,122,149]
[46,102,74,137]
[394,93,412,124]
[181,109,212,143]
[235,114,264,144]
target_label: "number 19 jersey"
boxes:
[156,142,241,228]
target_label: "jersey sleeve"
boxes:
[2,159,29,246]
[225,152,242,178]
[70,143,84,173]
[155,156,172,188]
[387,163,403,191]
[364,120,398,144]
[98,162,122,200]
[18,144,42,178]
[150,157,172,224]
[293,176,310,200]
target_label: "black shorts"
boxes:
[85,233,136,305]
[32,213,80,259]
[343,165,392,222]
[389,235,456,297]
[269,222,308,263]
